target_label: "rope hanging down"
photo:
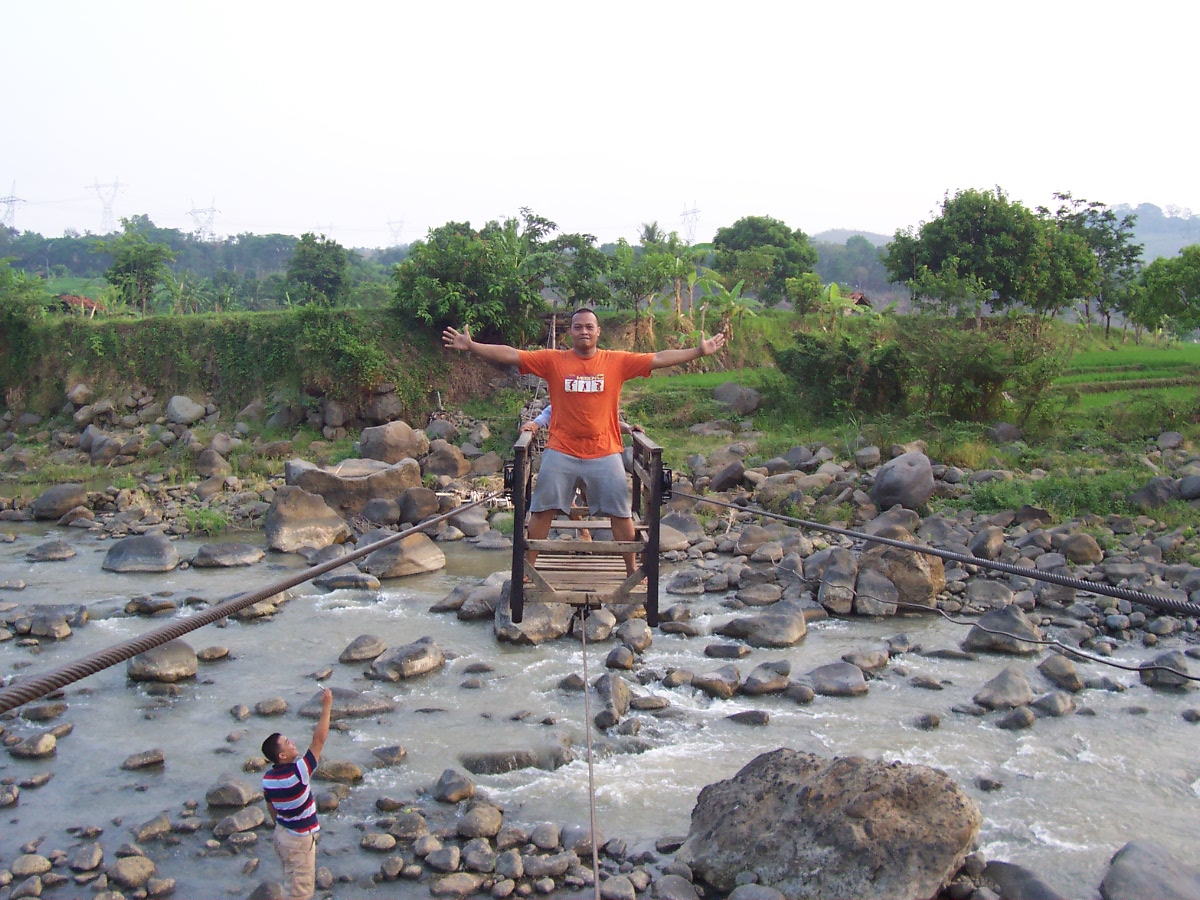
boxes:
[0,492,502,715]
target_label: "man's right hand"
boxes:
[520,421,540,433]
[442,325,472,351]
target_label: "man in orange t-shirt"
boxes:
[443,308,725,572]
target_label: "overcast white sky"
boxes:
[5,1,1197,248]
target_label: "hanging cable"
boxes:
[670,489,1200,619]
[0,491,502,714]
[576,606,603,900]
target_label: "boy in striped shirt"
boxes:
[261,686,333,900]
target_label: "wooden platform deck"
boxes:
[508,431,666,626]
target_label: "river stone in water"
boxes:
[9,733,57,759]
[299,686,397,719]
[127,640,198,683]
[31,483,89,520]
[1100,839,1200,900]
[339,634,387,663]
[102,534,180,573]
[808,661,869,697]
[264,486,351,553]
[367,636,445,682]
[676,748,981,898]
[962,605,1043,655]
[191,543,265,567]
[26,540,76,562]
[973,666,1035,710]
[363,532,446,577]
[206,774,260,808]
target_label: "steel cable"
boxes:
[671,490,1200,619]
[0,492,500,714]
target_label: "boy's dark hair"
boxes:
[571,307,599,322]
[262,732,284,764]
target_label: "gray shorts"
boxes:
[531,449,632,518]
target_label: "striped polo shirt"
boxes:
[262,749,319,835]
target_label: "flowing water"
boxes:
[2,521,1199,898]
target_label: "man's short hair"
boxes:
[262,732,284,764]
[571,307,599,323]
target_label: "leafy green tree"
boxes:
[1138,245,1200,335]
[392,209,579,345]
[92,218,176,315]
[1041,192,1143,337]
[286,232,349,305]
[884,187,1095,319]
[608,238,674,344]
[712,215,818,304]
[784,272,826,316]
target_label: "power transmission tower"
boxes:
[680,202,701,245]
[186,198,220,241]
[0,181,25,229]
[87,177,122,233]
[386,217,405,246]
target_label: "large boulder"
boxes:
[494,583,575,645]
[32,484,89,520]
[367,636,446,681]
[714,598,808,648]
[359,421,429,464]
[264,486,351,552]
[102,534,180,573]
[292,458,423,518]
[713,382,761,415]
[1100,840,1200,900]
[870,451,935,511]
[165,395,207,425]
[858,540,944,609]
[424,439,471,478]
[362,532,446,578]
[677,749,981,899]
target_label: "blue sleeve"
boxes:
[534,406,552,427]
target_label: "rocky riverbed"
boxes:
[3,389,1200,898]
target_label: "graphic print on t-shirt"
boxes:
[565,374,605,394]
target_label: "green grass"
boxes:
[42,276,108,300]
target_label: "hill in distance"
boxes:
[812,229,891,247]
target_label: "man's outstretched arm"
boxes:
[649,332,726,370]
[442,324,521,366]
[308,687,333,763]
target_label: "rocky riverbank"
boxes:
[4,383,1200,898]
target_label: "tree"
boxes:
[883,187,1095,320]
[784,272,825,316]
[392,209,583,345]
[287,233,349,305]
[93,218,176,315]
[1041,192,1143,337]
[712,215,818,304]
[1138,245,1200,336]
[607,238,673,345]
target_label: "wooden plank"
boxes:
[526,539,645,553]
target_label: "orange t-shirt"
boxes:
[517,348,654,459]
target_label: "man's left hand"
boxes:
[700,333,727,356]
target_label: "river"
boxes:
[1,520,1198,897]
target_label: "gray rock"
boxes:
[127,640,198,683]
[360,420,429,463]
[870,451,935,511]
[102,534,180,573]
[191,543,264,568]
[32,484,89,520]
[26,540,76,562]
[368,636,446,681]
[676,748,980,898]
[165,395,207,425]
[962,605,1043,655]
[339,634,387,663]
[1100,839,1200,900]
[363,532,446,578]
[264,486,351,553]
[974,666,1035,710]
[808,661,869,697]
